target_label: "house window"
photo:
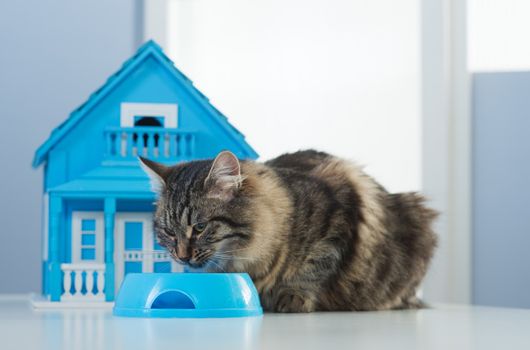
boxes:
[72,212,103,264]
[80,219,97,261]
[153,238,164,251]
[154,262,172,273]
[134,116,163,127]
[120,103,178,128]
[124,222,143,250]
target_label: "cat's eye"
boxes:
[194,222,208,232]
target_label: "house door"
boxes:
[114,212,178,292]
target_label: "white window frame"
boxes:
[71,211,104,264]
[120,102,178,128]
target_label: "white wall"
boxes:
[468,0,530,71]
[166,0,421,193]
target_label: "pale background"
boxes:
[0,0,142,293]
[0,0,529,309]
[166,0,421,193]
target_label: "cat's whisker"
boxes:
[207,259,226,273]
[213,254,254,261]
[216,247,253,255]
[134,250,174,255]
[213,251,240,258]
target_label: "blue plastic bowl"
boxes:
[113,273,263,318]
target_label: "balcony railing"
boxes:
[104,127,196,161]
[122,251,181,273]
[61,263,105,301]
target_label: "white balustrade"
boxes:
[153,252,172,262]
[123,251,172,262]
[122,250,180,273]
[104,127,195,161]
[61,263,106,301]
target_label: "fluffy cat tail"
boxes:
[390,191,438,248]
[383,192,439,309]
[390,192,439,225]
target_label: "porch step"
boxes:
[30,294,113,309]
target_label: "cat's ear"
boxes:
[205,151,244,201]
[139,157,170,192]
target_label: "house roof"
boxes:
[47,165,154,196]
[32,40,258,168]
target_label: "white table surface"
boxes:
[1,295,529,350]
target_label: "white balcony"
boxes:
[104,127,196,161]
[61,263,106,302]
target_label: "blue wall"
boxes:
[473,72,530,308]
[0,1,142,293]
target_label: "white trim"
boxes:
[120,102,178,128]
[71,212,104,264]
[448,0,472,304]
[143,0,171,48]
[421,0,471,304]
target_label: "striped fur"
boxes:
[141,150,438,312]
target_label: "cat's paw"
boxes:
[275,292,315,313]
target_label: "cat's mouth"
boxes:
[172,255,210,269]
[171,248,218,269]
[179,259,221,273]
[173,258,203,268]
[186,261,206,268]
[174,256,226,272]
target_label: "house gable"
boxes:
[33,40,258,173]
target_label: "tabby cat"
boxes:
[140,150,437,312]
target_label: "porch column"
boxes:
[49,195,63,301]
[104,197,116,301]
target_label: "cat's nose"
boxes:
[179,255,191,263]
[176,242,190,262]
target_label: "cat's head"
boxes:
[139,151,256,271]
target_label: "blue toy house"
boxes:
[32,41,258,305]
